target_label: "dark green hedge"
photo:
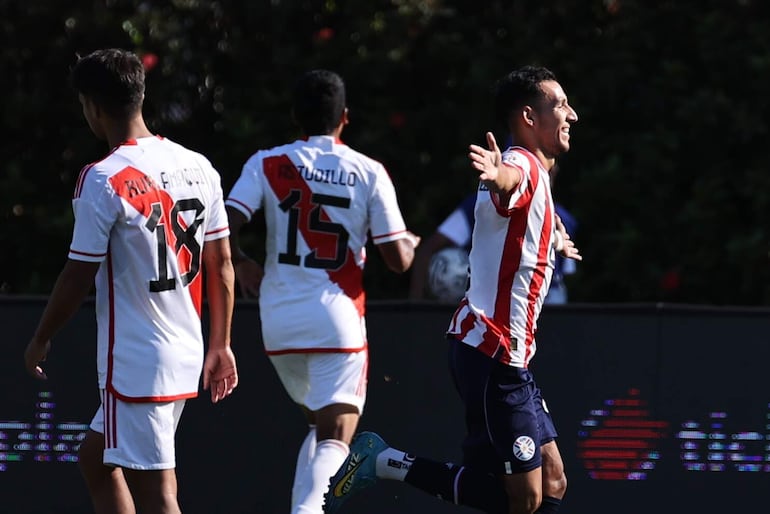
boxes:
[3,0,769,305]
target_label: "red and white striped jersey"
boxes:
[225,135,410,353]
[447,146,556,368]
[69,136,230,401]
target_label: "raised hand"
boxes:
[469,131,502,184]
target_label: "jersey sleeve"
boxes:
[495,149,535,213]
[197,157,230,242]
[68,167,119,262]
[368,163,409,245]
[225,152,264,219]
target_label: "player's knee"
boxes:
[507,488,541,514]
[545,471,567,499]
[549,473,567,498]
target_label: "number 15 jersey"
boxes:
[226,135,410,353]
[69,136,230,402]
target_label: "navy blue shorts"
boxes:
[448,336,558,475]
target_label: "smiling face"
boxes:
[530,80,578,159]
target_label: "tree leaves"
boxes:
[3,0,769,304]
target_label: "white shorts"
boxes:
[269,350,368,413]
[89,389,186,470]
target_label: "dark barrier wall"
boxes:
[2,299,769,513]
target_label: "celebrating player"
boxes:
[325,65,581,514]
[225,69,418,514]
[23,48,238,514]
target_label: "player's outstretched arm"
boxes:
[202,236,238,403]
[24,259,99,380]
[469,131,521,196]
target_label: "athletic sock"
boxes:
[291,426,317,510]
[292,438,349,514]
[375,447,414,481]
[403,458,508,513]
[534,495,562,513]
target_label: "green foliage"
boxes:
[2,0,770,305]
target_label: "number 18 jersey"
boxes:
[226,135,410,353]
[69,136,230,402]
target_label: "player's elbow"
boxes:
[380,239,416,274]
[386,257,412,274]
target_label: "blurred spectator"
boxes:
[408,193,475,301]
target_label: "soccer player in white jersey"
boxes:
[23,48,238,514]
[325,66,581,514]
[225,69,418,514]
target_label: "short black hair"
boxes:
[70,48,145,118]
[494,65,557,130]
[292,70,346,136]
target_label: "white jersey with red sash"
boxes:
[69,136,230,401]
[447,146,556,368]
[226,135,409,354]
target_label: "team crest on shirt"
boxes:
[513,435,536,461]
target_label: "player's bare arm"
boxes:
[554,213,582,261]
[377,232,420,273]
[23,259,99,379]
[202,236,238,403]
[226,205,264,298]
[469,131,522,196]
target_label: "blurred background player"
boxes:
[23,48,238,514]
[408,193,475,301]
[225,69,419,514]
[326,65,580,514]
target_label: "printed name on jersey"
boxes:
[277,163,359,186]
[120,173,160,198]
[120,167,206,198]
[159,167,206,188]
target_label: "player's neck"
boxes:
[105,116,154,150]
[524,147,555,172]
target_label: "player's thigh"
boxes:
[269,353,311,406]
[532,387,566,496]
[452,342,543,475]
[540,440,567,498]
[270,350,368,414]
[307,350,368,413]
[484,366,543,473]
[93,389,186,471]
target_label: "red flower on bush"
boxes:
[141,53,159,72]
[315,28,334,42]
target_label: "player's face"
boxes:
[534,80,578,158]
[78,94,106,141]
